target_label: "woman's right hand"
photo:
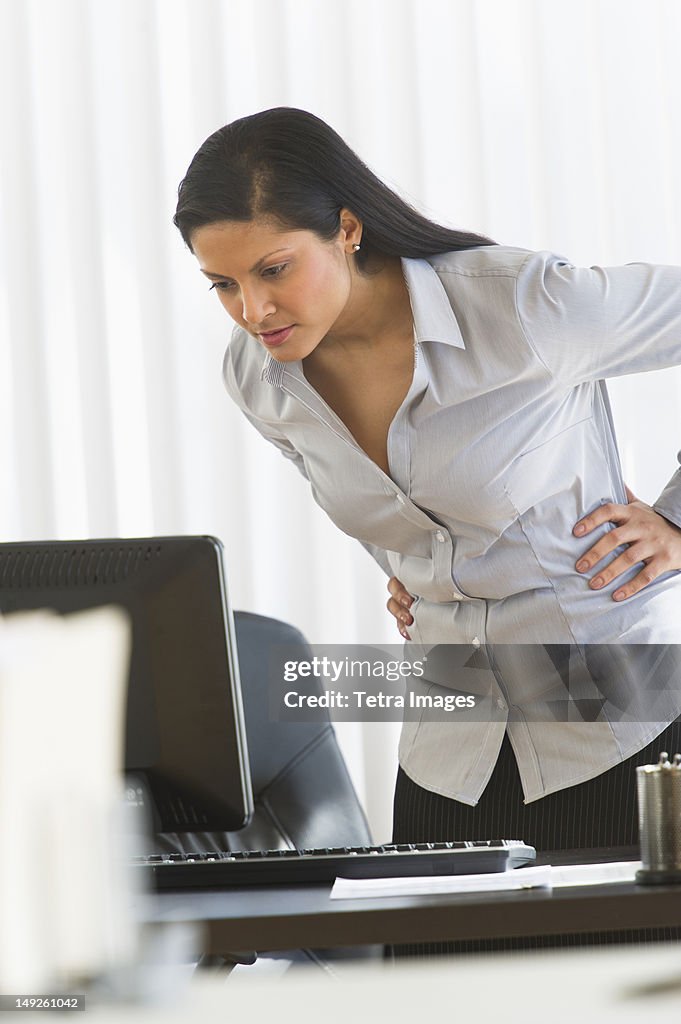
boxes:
[387,576,415,640]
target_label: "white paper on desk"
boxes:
[330,865,552,899]
[330,860,641,899]
[550,861,640,886]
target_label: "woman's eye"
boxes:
[208,264,287,293]
[262,263,287,278]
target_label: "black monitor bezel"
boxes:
[0,535,254,833]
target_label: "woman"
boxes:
[173,107,681,949]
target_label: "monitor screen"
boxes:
[0,535,253,833]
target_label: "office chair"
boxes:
[158,611,377,971]
[228,610,373,854]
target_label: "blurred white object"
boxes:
[0,606,133,992]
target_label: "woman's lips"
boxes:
[259,325,295,347]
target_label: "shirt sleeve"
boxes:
[515,249,681,384]
[239,412,394,575]
[222,336,394,576]
[653,451,681,530]
[222,339,309,479]
[357,542,393,578]
[515,249,681,529]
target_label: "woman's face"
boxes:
[190,216,358,362]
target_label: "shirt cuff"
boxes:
[652,456,681,531]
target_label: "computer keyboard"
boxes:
[134,839,536,891]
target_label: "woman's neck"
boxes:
[318,255,413,354]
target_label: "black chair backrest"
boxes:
[157,611,372,855]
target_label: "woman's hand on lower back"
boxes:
[387,576,415,639]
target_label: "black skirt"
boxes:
[389,716,681,956]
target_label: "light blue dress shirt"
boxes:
[223,245,681,804]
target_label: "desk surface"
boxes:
[143,860,681,953]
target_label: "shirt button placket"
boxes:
[431,527,451,594]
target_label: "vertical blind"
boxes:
[2,0,681,838]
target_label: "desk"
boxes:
[143,850,681,953]
[7,944,681,1022]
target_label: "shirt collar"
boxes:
[261,254,465,386]
[401,256,465,350]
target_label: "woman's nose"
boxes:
[241,286,275,326]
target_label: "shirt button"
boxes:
[471,636,481,648]
[395,494,405,505]
[434,530,445,542]
[496,698,507,712]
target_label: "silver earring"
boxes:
[352,243,361,252]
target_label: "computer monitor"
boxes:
[0,535,253,833]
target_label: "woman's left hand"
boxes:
[573,484,681,600]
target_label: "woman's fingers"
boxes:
[573,498,681,601]
[387,577,414,639]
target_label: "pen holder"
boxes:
[635,751,681,885]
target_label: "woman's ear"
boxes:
[338,207,363,250]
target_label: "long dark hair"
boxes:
[173,107,496,269]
